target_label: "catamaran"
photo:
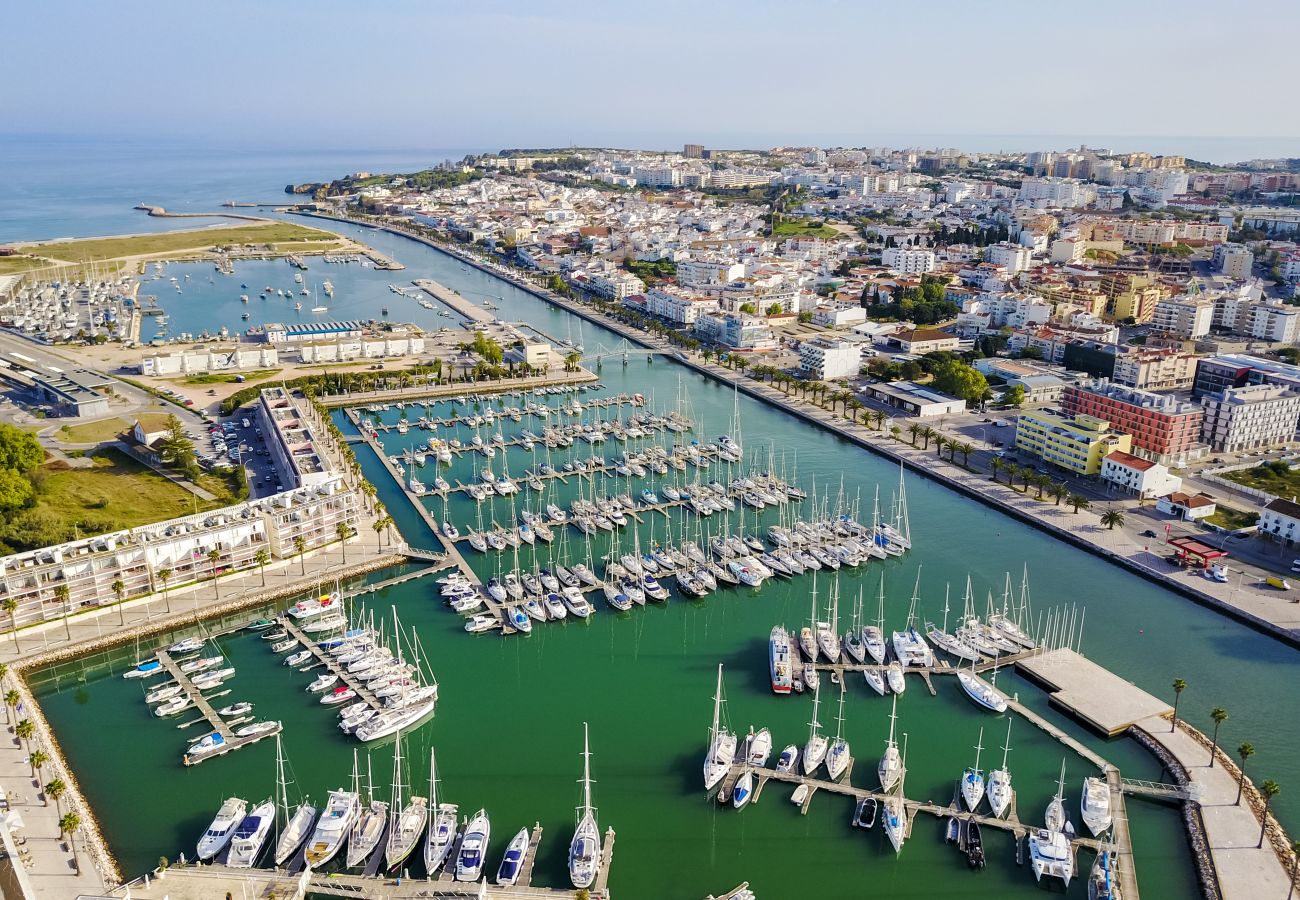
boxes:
[768,625,793,694]
[273,733,317,866]
[423,749,459,875]
[384,731,428,871]
[569,722,602,889]
[987,718,1014,819]
[1081,776,1113,836]
[197,797,247,861]
[1030,827,1074,886]
[825,684,852,781]
[801,680,829,775]
[703,664,737,791]
[961,728,986,812]
[878,695,905,792]
[454,809,491,881]
[226,798,275,868]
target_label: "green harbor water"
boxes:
[31,224,1299,899]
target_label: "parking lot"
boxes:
[206,410,283,499]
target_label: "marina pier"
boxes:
[414,277,497,323]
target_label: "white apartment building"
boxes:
[677,259,744,287]
[644,287,719,325]
[296,334,426,364]
[1111,348,1199,390]
[1244,302,1300,344]
[1259,497,1300,545]
[258,387,334,490]
[1151,295,1214,339]
[961,292,1052,330]
[635,167,682,188]
[799,336,862,380]
[586,271,646,300]
[1100,450,1182,499]
[880,247,936,274]
[1199,383,1300,452]
[812,303,867,329]
[1017,177,1092,208]
[1219,245,1255,280]
[984,242,1034,275]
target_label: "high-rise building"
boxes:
[1199,384,1300,452]
[1060,381,1204,464]
[684,143,705,159]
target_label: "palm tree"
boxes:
[45,777,65,815]
[337,522,355,563]
[294,535,308,575]
[955,441,975,467]
[15,719,34,755]
[1257,780,1280,848]
[1003,463,1023,491]
[28,749,48,797]
[156,568,173,614]
[1049,482,1068,506]
[918,426,936,449]
[4,690,18,725]
[2,598,18,651]
[1067,493,1091,513]
[1171,678,1187,729]
[54,584,71,641]
[990,457,1004,483]
[1209,707,1228,767]
[1033,473,1050,500]
[1101,507,1126,530]
[933,435,949,458]
[905,422,920,445]
[1236,742,1255,805]
[872,410,887,431]
[59,811,82,872]
[1288,839,1300,900]
[207,549,222,601]
[372,517,387,547]
[254,548,270,587]
[111,579,126,627]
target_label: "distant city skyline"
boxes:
[2,0,1298,163]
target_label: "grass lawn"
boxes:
[35,448,230,531]
[17,222,342,263]
[1205,505,1259,531]
[180,368,281,385]
[1221,461,1300,497]
[0,255,54,275]
[771,219,842,240]
[56,417,130,444]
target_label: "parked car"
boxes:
[1141,529,1158,538]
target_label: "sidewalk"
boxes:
[1136,716,1294,900]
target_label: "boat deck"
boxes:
[154,650,282,767]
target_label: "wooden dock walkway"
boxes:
[278,616,386,712]
[156,650,283,766]
[1004,698,1111,770]
[518,823,544,887]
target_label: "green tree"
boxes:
[0,468,35,512]
[1171,678,1187,729]
[1258,780,1280,848]
[907,423,922,446]
[990,457,1004,484]
[207,549,222,601]
[294,535,308,575]
[1067,493,1090,513]
[1209,707,1228,768]
[1100,507,1126,530]
[1236,742,1255,805]
[45,777,66,815]
[0,423,43,472]
[918,426,936,449]
[156,568,173,614]
[53,583,71,641]
[930,358,990,406]
[28,749,48,796]
[254,548,270,586]
[59,811,82,872]
[954,441,975,467]
[1004,383,1026,408]
[739,302,757,314]
[1049,482,1068,506]
[15,719,34,755]
[564,351,582,373]
[111,579,126,626]
[2,598,18,651]
[933,435,949,458]
[4,690,19,724]
[337,522,355,563]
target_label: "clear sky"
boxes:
[3,0,1297,155]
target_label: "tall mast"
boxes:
[580,721,595,822]
[275,732,288,837]
[972,727,984,773]
[352,749,361,797]
[390,728,403,831]
[808,679,822,741]
[876,572,886,631]
[887,693,898,749]
[709,663,723,743]
[1000,718,1013,771]
[429,748,438,809]
[834,681,846,742]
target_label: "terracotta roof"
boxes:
[1103,450,1155,471]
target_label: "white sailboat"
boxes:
[422,749,459,875]
[346,750,389,867]
[569,722,602,889]
[1045,759,1068,833]
[878,694,905,792]
[987,718,1014,819]
[825,683,852,781]
[272,732,318,867]
[703,663,737,791]
[801,680,829,776]
[862,572,888,665]
[816,576,842,663]
[384,730,428,872]
[956,646,1009,714]
[883,733,909,855]
[961,727,986,812]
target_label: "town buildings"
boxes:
[1059,381,1205,465]
[798,336,862,380]
[1199,383,1300,452]
[1014,411,1132,475]
[1099,450,1182,498]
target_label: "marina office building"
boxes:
[0,388,360,631]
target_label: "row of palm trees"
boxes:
[1169,678,1291,860]
[1,664,83,873]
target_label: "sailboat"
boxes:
[891,569,934,667]
[1030,825,1074,886]
[926,583,983,663]
[882,736,908,854]
[422,749,459,875]
[862,572,888,665]
[703,664,737,791]
[569,722,602,889]
[802,680,829,775]
[798,572,820,661]
[961,727,986,812]
[956,650,1009,714]
[345,751,388,867]
[817,576,842,663]
[878,694,905,792]
[987,718,1014,818]
[272,733,318,866]
[825,683,853,781]
[384,731,428,871]
[1045,759,1069,833]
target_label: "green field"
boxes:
[1222,460,1300,498]
[771,219,842,239]
[17,222,343,263]
[56,417,130,444]
[180,368,281,385]
[0,255,55,275]
[1205,504,1259,531]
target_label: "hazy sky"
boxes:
[3,0,1298,154]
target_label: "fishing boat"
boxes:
[197,797,247,861]
[227,798,275,868]
[569,722,602,889]
[1081,776,1113,836]
[497,827,529,885]
[966,820,986,869]
[273,734,318,866]
[825,685,852,781]
[303,783,361,867]
[987,718,1014,818]
[961,728,986,812]
[346,751,388,868]
[454,809,491,881]
[423,749,459,875]
[878,695,905,792]
[853,796,878,829]
[1029,827,1074,886]
[385,732,428,872]
[801,681,828,776]
[703,664,737,791]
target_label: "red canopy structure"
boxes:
[1167,536,1227,569]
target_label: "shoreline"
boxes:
[298,210,1300,649]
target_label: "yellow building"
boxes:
[1014,411,1132,475]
